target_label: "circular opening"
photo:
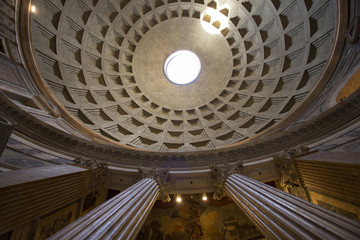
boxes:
[164,50,201,85]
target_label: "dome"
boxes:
[29,0,336,154]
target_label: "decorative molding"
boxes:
[73,157,109,169]
[138,167,171,202]
[277,144,310,159]
[210,162,243,200]
[0,88,360,168]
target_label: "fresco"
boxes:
[136,194,263,240]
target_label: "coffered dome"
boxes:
[30,0,336,152]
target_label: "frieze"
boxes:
[73,157,109,169]
[277,145,310,159]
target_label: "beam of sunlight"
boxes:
[201,2,230,35]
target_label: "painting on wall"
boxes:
[136,194,263,240]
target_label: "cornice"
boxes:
[1,88,360,169]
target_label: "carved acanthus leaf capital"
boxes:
[274,144,309,189]
[73,157,109,197]
[138,167,171,202]
[210,162,243,200]
[274,146,309,201]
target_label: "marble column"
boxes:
[211,164,360,240]
[49,168,169,240]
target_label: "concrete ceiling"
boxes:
[30,0,336,152]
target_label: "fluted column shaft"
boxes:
[0,165,89,235]
[49,178,160,240]
[225,173,360,240]
[294,159,360,205]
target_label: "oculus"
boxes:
[164,50,201,85]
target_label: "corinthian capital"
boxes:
[138,167,171,202]
[73,157,109,197]
[210,162,243,200]
[274,147,309,201]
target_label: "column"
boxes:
[0,114,15,157]
[0,165,90,235]
[294,159,360,205]
[211,164,360,240]
[49,168,169,240]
